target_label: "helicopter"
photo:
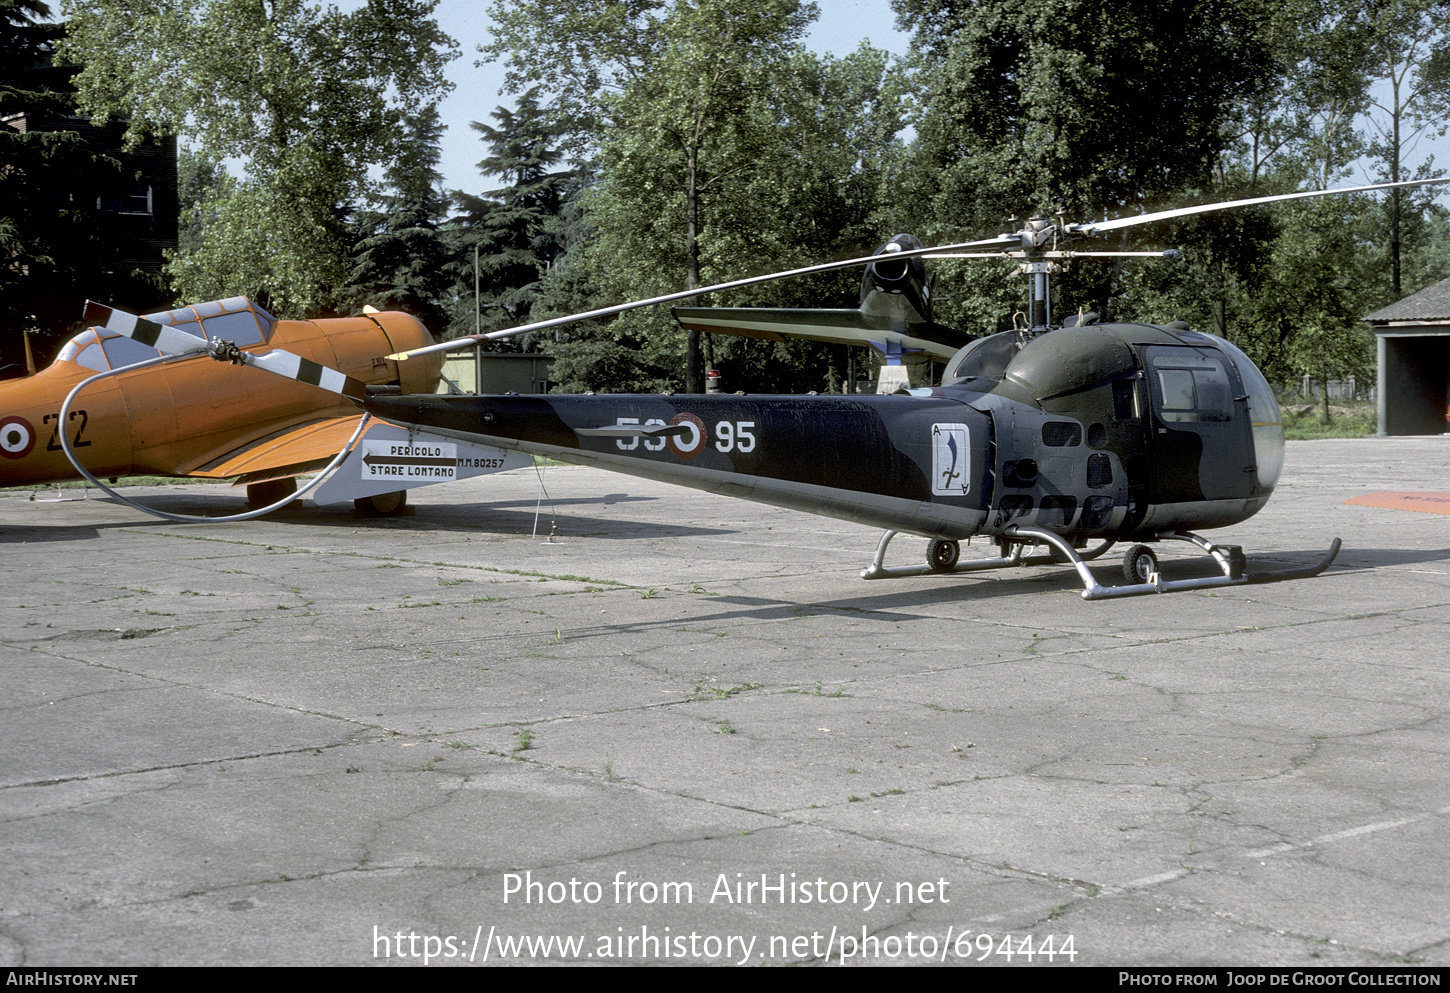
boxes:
[79,178,1442,597]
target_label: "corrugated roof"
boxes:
[1365,276,1450,322]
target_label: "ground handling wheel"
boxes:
[246,477,296,509]
[354,490,408,516]
[927,539,960,572]
[1122,543,1159,584]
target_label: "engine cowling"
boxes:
[859,234,932,326]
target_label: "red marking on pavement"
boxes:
[1345,492,1450,515]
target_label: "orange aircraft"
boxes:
[0,296,522,513]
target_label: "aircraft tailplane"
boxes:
[671,306,970,363]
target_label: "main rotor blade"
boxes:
[83,301,366,399]
[386,234,1023,360]
[84,301,211,357]
[243,349,367,400]
[1072,177,1450,236]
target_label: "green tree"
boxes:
[60,0,456,316]
[694,43,908,392]
[1244,195,1381,384]
[1224,0,1374,190]
[1132,0,1372,351]
[1127,2,1450,384]
[446,88,574,344]
[890,0,1278,330]
[174,149,230,259]
[482,0,822,391]
[345,105,453,332]
[1361,0,1450,294]
[0,0,143,367]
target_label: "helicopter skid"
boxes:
[860,530,1027,580]
[861,525,1341,599]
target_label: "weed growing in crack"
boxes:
[692,682,762,701]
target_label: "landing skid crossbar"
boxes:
[861,527,1341,599]
[860,530,1025,580]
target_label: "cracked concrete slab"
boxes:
[1,436,1448,966]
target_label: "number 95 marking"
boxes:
[715,420,755,453]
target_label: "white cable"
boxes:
[57,358,371,523]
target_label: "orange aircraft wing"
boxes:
[187,415,367,484]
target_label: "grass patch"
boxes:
[1,474,231,492]
[1281,402,1377,440]
[492,567,624,586]
[692,681,763,701]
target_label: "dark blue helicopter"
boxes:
[85,179,1445,597]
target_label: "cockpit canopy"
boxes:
[943,323,1286,490]
[58,297,278,373]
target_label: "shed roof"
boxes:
[1365,276,1450,322]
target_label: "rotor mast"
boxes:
[1004,215,1187,335]
[1017,216,1062,335]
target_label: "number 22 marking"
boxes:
[44,409,91,451]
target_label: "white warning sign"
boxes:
[359,440,458,480]
[309,425,528,506]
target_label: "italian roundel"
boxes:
[667,413,707,459]
[0,416,35,459]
